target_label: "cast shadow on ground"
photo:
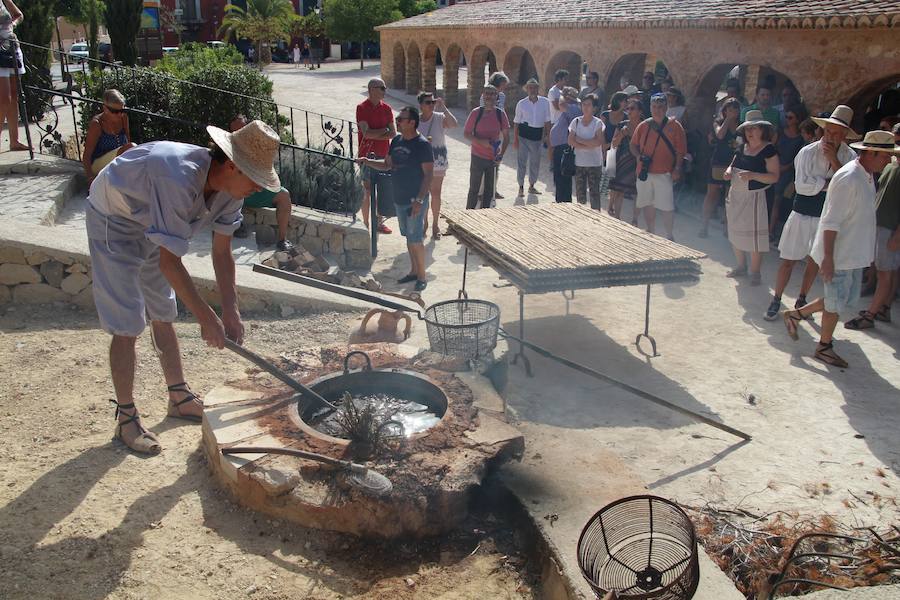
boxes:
[502,313,726,432]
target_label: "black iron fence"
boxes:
[15,40,363,218]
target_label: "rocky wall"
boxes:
[0,245,94,308]
[242,205,373,271]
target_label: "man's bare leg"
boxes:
[151,321,202,419]
[773,259,797,299]
[867,269,895,316]
[408,242,426,281]
[798,259,820,299]
[361,180,371,228]
[643,206,656,235]
[110,335,160,450]
[661,209,674,240]
[273,191,292,242]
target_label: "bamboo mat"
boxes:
[443,204,705,293]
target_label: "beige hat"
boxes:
[207,120,281,192]
[737,109,774,133]
[811,105,861,140]
[622,85,641,96]
[850,130,900,154]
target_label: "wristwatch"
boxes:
[413,198,425,205]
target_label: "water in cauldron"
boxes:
[308,393,442,438]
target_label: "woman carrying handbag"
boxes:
[0,0,29,152]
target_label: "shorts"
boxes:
[88,235,177,337]
[875,226,900,271]
[0,45,25,77]
[395,197,429,244]
[635,173,674,211]
[778,212,819,261]
[243,187,286,209]
[823,268,862,315]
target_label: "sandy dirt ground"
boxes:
[0,305,538,600]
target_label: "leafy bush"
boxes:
[155,42,244,75]
[278,146,362,214]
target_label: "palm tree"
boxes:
[220,0,294,65]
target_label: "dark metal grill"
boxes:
[423,299,500,360]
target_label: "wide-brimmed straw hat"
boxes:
[811,105,861,140]
[850,130,900,154]
[737,109,774,134]
[207,120,281,192]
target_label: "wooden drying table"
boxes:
[442,204,705,374]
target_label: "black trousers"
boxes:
[552,144,573,203]
[467,154,496,209]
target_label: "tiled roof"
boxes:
[378,0,900,30]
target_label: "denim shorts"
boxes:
[823,268,862,315]
[395,197,429,244]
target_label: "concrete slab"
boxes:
[801,585,900,599]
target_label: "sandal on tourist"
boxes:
[845,311,875,330]
[814,342,849,368]
[397,273,418,284]
[528,186,542,195]
[874,304,891,323]
[432,226,441,240]
[764,298,782,321]
[782,309,804,340]
[749,272,761,286]
[111,400,161,454]
[166,382,203,422]
[726,266,747,278]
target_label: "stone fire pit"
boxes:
[203,343,524,538]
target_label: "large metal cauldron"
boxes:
[291,351,449,442]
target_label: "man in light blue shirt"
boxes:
[87,121,281,454]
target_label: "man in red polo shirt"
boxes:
[357,78,396,233]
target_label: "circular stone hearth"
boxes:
[202,343,524,538]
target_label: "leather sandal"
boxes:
[814,342,849,368]
[111,401,161,454]
[845,311,875,330]
[874,305,891,323]
[166,382,203,422]
[782,309,803,341]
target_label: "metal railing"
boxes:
[15,40,364,219]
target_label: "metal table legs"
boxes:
[510,291,533,376]
[635,284,659,357]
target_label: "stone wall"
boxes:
[0,245,94,308]
[241,205,373,271]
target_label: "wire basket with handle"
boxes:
[423,297,500,360]
[577,495,699,600]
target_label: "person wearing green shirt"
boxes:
[741,85,781,130]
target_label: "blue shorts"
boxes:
[395,197,429,244]
[823,268,862,316]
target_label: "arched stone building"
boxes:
[377,0,900,132]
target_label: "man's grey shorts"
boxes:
[823,268,862,316]
[875,226,900,271]
[88,236,177,337]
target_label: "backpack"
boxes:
[473,106,504,138]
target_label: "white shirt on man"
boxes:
[568,116,605,167]
[810,159,876,271]
[548,85,563,124]
[794,138,856,196]
[513,95,551,129]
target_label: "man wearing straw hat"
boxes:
[763,105,859,321]
[782,130,900,368]
[86,120,281,454]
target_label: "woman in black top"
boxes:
[699,97,740,237]
[607,100,642,220]
[723,110,780,285]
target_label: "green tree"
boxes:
[15,0,55,120]
[323,0,401,70]
[291,11,325,40]
[220,0,294,65]
[397,0,436,18]
[55,0,105,61]
[104,0,143,66]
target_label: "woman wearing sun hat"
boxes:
[723,109,780,285]
[85,120,281,454]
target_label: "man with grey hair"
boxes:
[513,78,551,197]
[481,71,510,201]
[356,77,396,233]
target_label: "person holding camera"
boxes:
[549,87,581,203]
[607,99,643,220]
[630,93,687,240]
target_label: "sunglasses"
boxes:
[421,100,435,105]
[105,105,125,113]
[395,116,409,122]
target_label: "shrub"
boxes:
[278,146,362,214]
[155,42,244,75]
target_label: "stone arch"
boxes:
[845,75,900,131]
[502,46,539,112]
[545,50,583,92]
[406,41,422,95]
[467,45,496,109]
[392,42,406,91]
[423,42,440,94]
[443,43,465,107]
[606,53,646,95]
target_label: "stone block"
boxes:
[300,236,324,255]
[254,225,277,247]
[343,231,370,251]
[0,263,42,285]
[72,286,94,308]
[344,248,373,270]
[26,251,51,266]
[259,208,279,226]
[40,260,66,287]
[66,263,88,274]
[12,283,70,304]
[61,272,91,295]
[0,247,27,264]
[317,224,333,240]
[242,210,257,225]
[304,222,318,238]
[329,231,344,253]
[0,285,10,304]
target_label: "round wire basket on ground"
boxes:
[423,298,500,360]
[577,495,699,600]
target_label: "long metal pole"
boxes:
[498,329,752,441]
[12,40,34,160]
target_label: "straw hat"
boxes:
[737,109,774,134]
[207,120,281,192]
[622,85,641,96]
[850,130,900,154]
[811,105,861,140]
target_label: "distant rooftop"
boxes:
[379,0,900,30]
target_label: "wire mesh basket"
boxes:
[423,298,500,360]
[577,495,699,600]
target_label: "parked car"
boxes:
[271,47,290,63]
[207,41,226,49]
[162,46,179,54]
[68,43,89,63]
[98,42,112,63]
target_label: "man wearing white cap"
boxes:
[513,78,551,197]
[86,120,281,453]
[782,130,899,368]
[763,106,859,321]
